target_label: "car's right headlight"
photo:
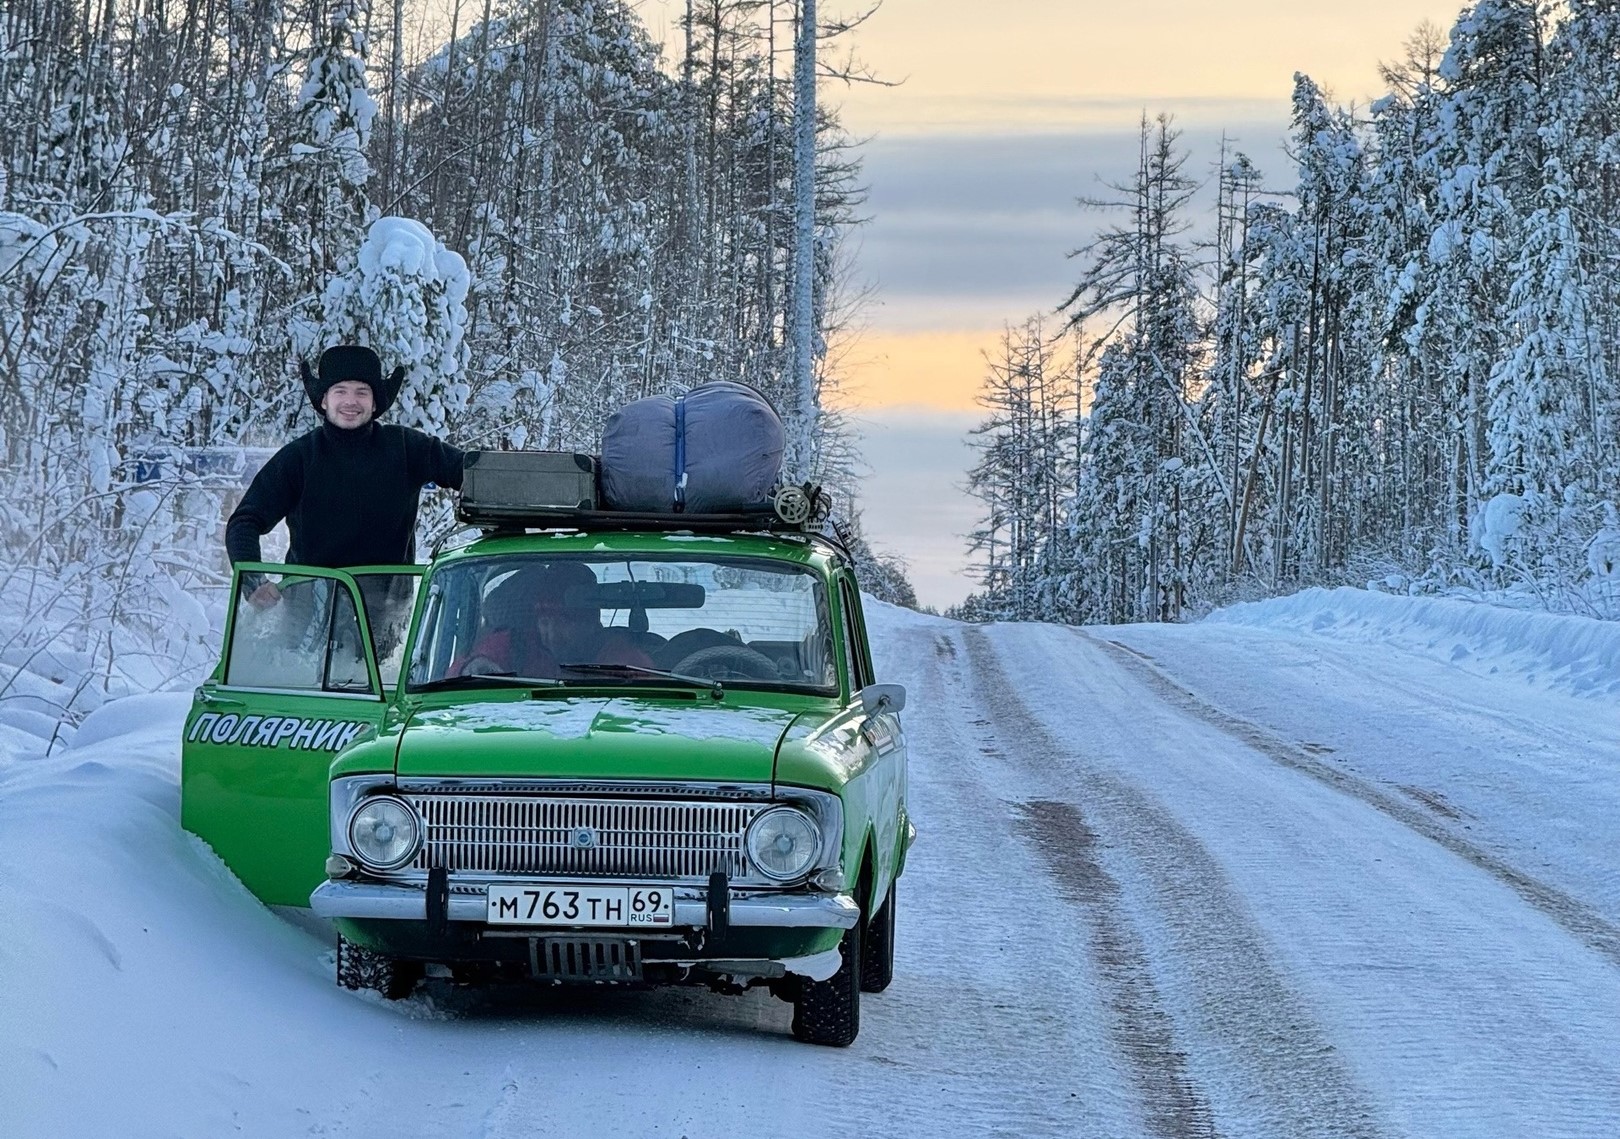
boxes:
[746,806,822,882]
[347,796,421,872]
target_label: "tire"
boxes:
[860,880,895,993]
[791,920,861,1046]
[336,934,422,1000]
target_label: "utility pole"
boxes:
[789,0,818,478]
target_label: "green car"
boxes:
[182,523,912,1046]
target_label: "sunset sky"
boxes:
[636,0,1471,608]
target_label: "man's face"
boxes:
[322,380,375,429]
[533,596,594,649]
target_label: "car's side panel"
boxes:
[863,712,907,910]
[832,573,908,911]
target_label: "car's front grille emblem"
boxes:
[570,826,598,850]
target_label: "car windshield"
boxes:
[406,553,838,695]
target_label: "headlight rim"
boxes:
[345,794,422,873]
[746,804,823,884]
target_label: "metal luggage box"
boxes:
[459,451,599,524]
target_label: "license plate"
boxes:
[485,884,675,928]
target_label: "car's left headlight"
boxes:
[347,796,421,872]
[746,806,822,882]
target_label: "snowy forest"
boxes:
[0,0,915,706]
[961,0,1620,625]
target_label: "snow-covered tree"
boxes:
[285,0,379,365]
[964,319,1072,620]
[1049,115,1204,623]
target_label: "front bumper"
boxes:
[310,878,860,930]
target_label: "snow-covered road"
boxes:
[5,593,1618,1137]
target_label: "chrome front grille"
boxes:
[406,794,766,881]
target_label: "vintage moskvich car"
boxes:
[182,493,911,1046]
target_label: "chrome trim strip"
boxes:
[394,778,774,801]
[706,894,858,929]
[311,880,426,920]
[310,880,857,930]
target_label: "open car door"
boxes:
[181,563,422,907]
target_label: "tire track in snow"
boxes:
[962,628,1387,1139]
[476,1066,521,1139]
[1012,799,1218,1139]
[1087,632,1620,969]
[880,624,1142,1138]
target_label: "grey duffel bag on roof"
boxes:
[599,380,785,514]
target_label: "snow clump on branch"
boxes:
[1478,492,1527,569]
[320,216,471,436]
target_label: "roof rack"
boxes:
[456,474,833,536]
[438,506,855,570]
[455,503,814,536]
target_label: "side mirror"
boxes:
[859,683,906,716]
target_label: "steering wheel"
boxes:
[673,644,782,682]
[457,655,504,677]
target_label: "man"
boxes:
[226,344,464,609]
[455,562,654,678]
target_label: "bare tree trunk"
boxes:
[1232,368,1282,577]
[787,0,817,477]
[1299,216,1323,572]
[1318,317,1339,567]
[385,0,403,204]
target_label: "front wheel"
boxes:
[861,880,896,993]
[337,934,422,1000]
[791,921,862,1046]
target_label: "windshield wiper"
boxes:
[557,662,723,697]
[410,673,562,693]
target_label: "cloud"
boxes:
[842,94,1293,136]
[849,123,1295,334]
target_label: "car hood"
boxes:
[395,694,802,783]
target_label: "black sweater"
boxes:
[226,421,464,570]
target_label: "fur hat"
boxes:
[300,345,405,417]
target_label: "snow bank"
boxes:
[72,691,196,749]
[1207,586,1620,699]
[863,595,956,635]
[0,695,400,1138]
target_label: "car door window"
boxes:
[225,575,377,695]
[351,571,422,689]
